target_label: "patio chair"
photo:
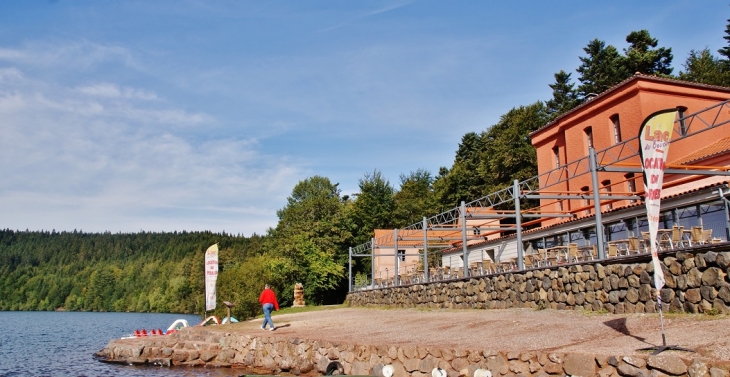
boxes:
[627,237,642,254]
[482,260,495,274]
[701,229,713,244]
[690,226,705,245]
[453,267,463,279]
[641,232,652,249]
[469,261,482,276]
[536,249,548,266]
[607,243,619,258]
[442,266,451,279]
[671,225,685,248]
[567,243,580,263]
[523,254,535,269]
[578,244,597,260]
[545,249,561,266]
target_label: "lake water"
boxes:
[0,311,245,377]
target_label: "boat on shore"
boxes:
[121,315,221,339]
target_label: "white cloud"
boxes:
[0,40,137,71]
[76,83,159,101]
[0,44,302,235]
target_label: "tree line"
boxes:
[2,20,730,320]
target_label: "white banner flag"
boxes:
[639,109,677,293]
[204,243,219,311]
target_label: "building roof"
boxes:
[530,73,730,137]
[373,228,480,248]
[672,136,730,165]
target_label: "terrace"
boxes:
[349,98,730,292]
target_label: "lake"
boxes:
[0,311,245,377]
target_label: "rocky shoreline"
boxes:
[95,247,730,376]
[96,316,730,377]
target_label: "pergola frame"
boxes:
[349,99,730,292]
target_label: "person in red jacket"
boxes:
[259,284,279,331]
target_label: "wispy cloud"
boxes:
[0,40,137,70]
[0,42,302,234]
[76,83,159,101]
[316,0,416,33]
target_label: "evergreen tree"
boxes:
[576,39,628,99]
[545,70,580,120]
[679,48,730,86]
[623,30,673,75]
[432,132,486,208]
[718,18,730,62]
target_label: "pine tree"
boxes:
[679,48,729,86]
[576,39,629,99]
[545,70,580,120]
[718,18,730,61]
[623,30,673,75]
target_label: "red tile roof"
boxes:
[672,136,730,165]
[531,74,730,136]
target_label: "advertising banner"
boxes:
[639,109,677,293]
[204,243,219,311]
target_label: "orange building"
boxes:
[530,74,730,224]
[351,75,730,290]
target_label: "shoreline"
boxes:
[95,307,730,376]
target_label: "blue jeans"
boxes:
[262,303,275,329]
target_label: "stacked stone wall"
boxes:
[346,250,730,315]
[97,329,730,377]
[95,248,730,376]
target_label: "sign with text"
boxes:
[205,243,219,311]
[639,109,677,293]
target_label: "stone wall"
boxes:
[94,248,730,376]
[346,250,730,315]
[96,328,730,377]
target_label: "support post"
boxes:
[394,229,399,286]
[348,247,352,292]
[461,201,469,277]
[720,187,730,241]
[371,238,376,289]
[423,217,429,283]
[514,179,524,270]
[589,147,606,259]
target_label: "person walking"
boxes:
[259,284,279,331]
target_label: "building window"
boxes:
[581,186,591,216]
[677,106,688,136]
[602,180,613,210]
[584,127,594,151]
[553,147,560,168]
[625,173,637,203]
[473,226,481,236]
[397,249,405,262]
[611,114,621,144]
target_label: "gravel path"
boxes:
[222,307,730,362]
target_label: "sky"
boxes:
[0,1,728,236]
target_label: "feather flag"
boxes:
[639,109,677,293]
[204,243,219,311]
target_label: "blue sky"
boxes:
[0,1,727,235]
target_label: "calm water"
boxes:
[0,311,245,377]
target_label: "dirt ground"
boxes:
[220,306,730,362]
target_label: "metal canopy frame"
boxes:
[349,99,730,292]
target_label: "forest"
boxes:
[3,21,730,321]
